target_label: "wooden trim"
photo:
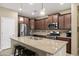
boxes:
[59,13,71,16]
[48,13,60,16]
[18,15,30,19]
[35,17,48,20]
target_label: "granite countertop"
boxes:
[11,36,67,55]
[32,32,71,39]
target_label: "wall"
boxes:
[77,6,79,55]
[0,7,18,49]
[0,7,18,37]
[71,4,78,55]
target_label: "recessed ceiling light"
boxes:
[19,8,22,11]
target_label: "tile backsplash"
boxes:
[33,30,69,33]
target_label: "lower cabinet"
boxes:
[57,37,71,54]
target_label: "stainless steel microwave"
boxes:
[48,23,58,30]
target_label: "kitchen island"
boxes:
[11,36,67,56]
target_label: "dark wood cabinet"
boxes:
[64,14,71,29]
[35,20,42,30]
[52,14,59,23]
[59,13,71,29]
[41,20,45,30]
[59,15,65,29]
[44,18,49,29]
[30,19,35,30]
[48,15,53,24]
[18,16,29,25]
[35,20,39,29]
[18,16,24,24]
[48,14,59,24]
[34,13,71,30]
[24,17,29,26]
[35,19,46,30]
[39,20,42,29]
[57,37,71,54]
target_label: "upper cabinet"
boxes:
[64,14,71,29]
[59,13,71,30]
[44,18,49,30]
[29,19,35,30]
[35,20,40,29]
[35,13,72,30]
[59,15,65,29]
[52,14,59,23]
[18,16,30,26]
[18,16,24,23]
[24,17,29,26]
[35,20,45,30]
[18,13,71,30]
[48,14,59,24]
[48,15,53,24]
[40,19,45,30]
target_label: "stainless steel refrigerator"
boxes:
[18,23,30,37]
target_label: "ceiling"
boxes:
[0,3,71,18]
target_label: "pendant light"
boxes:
[60,3,64,5]
[40,3,45,16]
[19,3,23,22]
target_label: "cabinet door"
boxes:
[1,17,16,50]
[18,16,29,25]
[30,19,35,29]
[48,15,53,24]
[35,20,38,29]
[35,20,41,30]
[44,19,48,30]
[52,14,59,23]
[59,15,65,29]
[18,16,24,24]
[24,17,29,25]
[64,14,71,29]
[41,20,45,30]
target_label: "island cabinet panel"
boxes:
[29,19,35,30]
[64,14,71,29]
[59,15,65,29]
[57,37,71,54]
